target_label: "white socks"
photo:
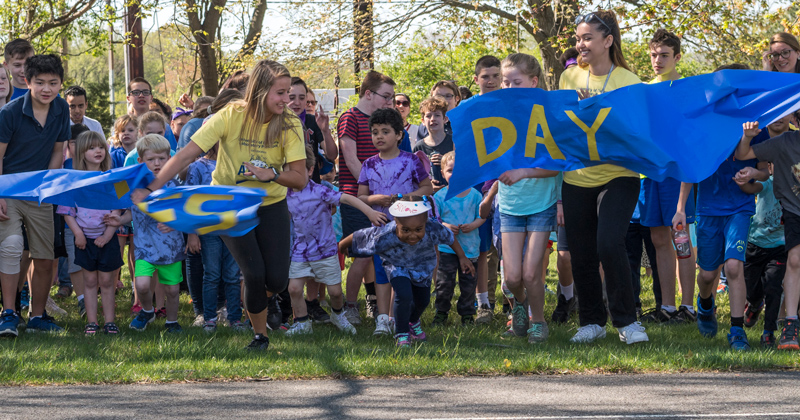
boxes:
[477,292,489,306]
[560,283,574,300]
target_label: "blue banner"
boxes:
[446,70,800,198]
[137,185,266,237]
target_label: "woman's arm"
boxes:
[131,141,204,203]
[243,159,308,190]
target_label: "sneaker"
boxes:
[203,319,217,333]
[431,311,448,326]
[570,324,606,344]
[267,295,282,331]
[527,321,549,343]
[672,306,697,323]
[130,303,142,317]
[27,314,64,333]
[19,286,29,312]
[285,319,313,336]
[307,299,331,323]
[192,314,206,327]
[640,307,674,324]
[511,301,529,337]
[246,334,270,350]
[330,311,357,335]
[365,295,378,319]
[461,315,474,325]
[155,307,167,318]
[716,281,728,294]
[409,321,427,341]
[84,322,100,335]
[696,296,718,338]
[46,296,68,317]
[395,333,411,348]
[476,304,493,324]
[551,294,577,324]
[744,301,764,328]
[279,322,290,332]
[78,298,86,318]
[727,326,751,351]
[0,310,20,338]
[217,308,229,326]
[778,319,800,350]
[165,322,183,333]
[344,304,362,326]
[373,314,392,336]
[129,310,155,331]
[761,331,776,348]
[230,320,249,331]
[502,302,511,315]
[618,321,649,344]
[103,322,120,335]
[55,285,73,299]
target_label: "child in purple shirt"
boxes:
[285,144,387,336]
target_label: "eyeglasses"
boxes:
[307,100,318,106]
[574,13,612,33]
[768,49,794,61]
[436,94,455,100]
[129,89,152,97]
[395,100,410,107]
[372,91,394,102]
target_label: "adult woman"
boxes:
[763,32,800,74]
[394,93,418,147]
[131,60,308,350]
[558,10,647,344]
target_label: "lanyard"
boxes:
[586,63,615,94]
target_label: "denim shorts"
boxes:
[499,202,557,233]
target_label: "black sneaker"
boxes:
[461,315,474,325]
[78,298,86,319]
[778,319,800,350]
[267,295,282,331]
[365,294,378,319]
[551,294,576,324]
[761,331,776,348]
[640,308,674,323]
[165,322,183,333]
[432,311,448,326]
[307,299,331,323]
[502,303,511,315]
[247,333,270,350]
[671,306,697,324]
[744,301,764,328]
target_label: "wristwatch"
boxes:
[269,167,280,182]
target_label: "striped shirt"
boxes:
[337,107,378,196]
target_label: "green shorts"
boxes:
[134,260,184,285]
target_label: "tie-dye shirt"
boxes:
[357,150,428,218]
[350,219,454,286]
[56,206,113,239]
[132,179,186,265]
[287,180,343,262]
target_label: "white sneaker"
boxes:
[344,305,362,325]
[373,314,392,336]
[618,321,649,344]
[191,314,205,327]
[217,308,229,327]
[285,319,313,336]
[570,324,606,343]
[331,311,357,335]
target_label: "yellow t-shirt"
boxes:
[191,104,307,206]
[559,65,642,188]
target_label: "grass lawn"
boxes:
[1,252,798,385]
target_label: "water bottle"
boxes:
[673,223,691,259]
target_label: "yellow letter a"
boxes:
[525,104,564,160]
[565,108,611,161]
[472,117,516,166]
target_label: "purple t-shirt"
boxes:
[287,180,343,262]
[56,206,112,239]
[357,150,428,218]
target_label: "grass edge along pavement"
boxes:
[1,252,798,385]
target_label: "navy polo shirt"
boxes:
[0,91,70,174]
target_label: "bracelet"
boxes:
[557,200,562,204]
[145,187,154,193]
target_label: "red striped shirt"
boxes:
[337,107,377,196]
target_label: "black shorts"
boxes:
[783,210,800,253]
[74,236,124,272]
[341,202,373,238]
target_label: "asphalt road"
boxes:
[4,372,800,419]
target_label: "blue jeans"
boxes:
[201,235,242,323]
[185,250,204,316]
[391,276,431,334]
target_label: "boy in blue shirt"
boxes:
[3,39,34,101]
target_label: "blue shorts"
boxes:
[499,202,557,233]
[641,178,696,227]
[696,213,751,271]
[373,254,389,285]
[479,216,493,253]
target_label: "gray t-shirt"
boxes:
[752,130,800,217]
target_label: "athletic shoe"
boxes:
[165,322,183,333]
[716,280,728,294]
[409,321,427,341]
[129,310,155,331]
[570,324,606,344]
[373,314,392,336]
[103,322,120,335]
[778,319,800,350]
[78,298,86,318]
[510,301,529,337]
[192,314,206,327]
[46,296,67,317]
[461,315,474,325]
[230,320,249,332]
[130,303,142,317]
[502,302,511,315]
[331,311,357,335]
[285,319,313,336]
[217,308,229,326]
[431,311,448,326]
[27,314,64,333]
[727,326,751,351]
[155,307,167,318]
[365,295,378,319]
[266,295,282,331]
[0,309,20,338]
[203,319,217,333]
[744,301,764,328]
[618,321,649,344]
[551,294,576,324]
[19,286,29,312]
[672,306,697,323]
[279,322,290,332]
[640,307,673,324]
[307,299,331,323]
[476,304,493,324]
[696,296,718,338]
[84,322,100,336]
[55,285,73,299]
[527,322,549,344]
[246,334,270,350]
[761,331,776,348]
[344,304,362,326]
[395,333,411,348]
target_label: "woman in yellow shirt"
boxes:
[132,60,308,351]
[558,10,648,345]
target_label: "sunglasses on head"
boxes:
[574,13,612,33]
[395,100,410,107]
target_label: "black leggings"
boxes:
[563,177,640,328]
[392,276,431,334]
[222,200,291,314]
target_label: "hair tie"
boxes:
[565,58,578,68]
[207,105,213,114]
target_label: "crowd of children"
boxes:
[0,11,799,353]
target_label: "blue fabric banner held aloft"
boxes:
[446,70,800,198]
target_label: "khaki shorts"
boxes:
[0,200,54,260]
[289,255,342,285]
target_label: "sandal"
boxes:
[84,322,100,335]
[103,322,120,335]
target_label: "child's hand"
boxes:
[94,233,113,248]
[498,169,525,186]
[315,106,330,131]
[430,153,442,166]
[557,202,565,226]
[0,199,8,221]
[372,194,394,208]
[460,257,476,276]
[74,233,87,250]
[130,188,151,204]
[157,223,174,233]
[577,89,592,100]
[186,234,201,254]
[743,121,761,139]
[338,241,349,256]
[443,222,460,234]
[432,179,445,193]
[367,210,388,227]
[734,167,758,185]
[459,221,478,234]
[104,213,122,227]
[671,210,686,231]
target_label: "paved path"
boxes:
[5,372,800,419]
